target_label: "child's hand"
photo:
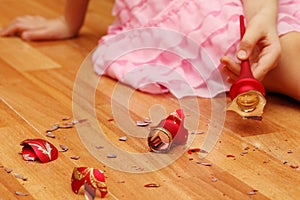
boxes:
[0,15,77,41]
[221,16,281,83]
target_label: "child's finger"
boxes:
[220,56,240,75]
[21,29,53,41]
[236,23,262,61]
[253,44,281,81]
[253,54,277,81]
[0,17,28,36]
[226,76,235,84]
[221,66,239,81]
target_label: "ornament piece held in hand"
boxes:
[71,167,108,198]
[227,15,266,120]
[20,139,58,163]
[148,109,188,153]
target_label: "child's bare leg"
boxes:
[263,32,300,101]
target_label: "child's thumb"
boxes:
[236,28,260,61]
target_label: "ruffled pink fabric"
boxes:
[92,0,300,98]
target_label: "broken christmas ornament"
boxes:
[84,182,96,200]
[20,139,58,163]
[148,109,188,153]
[227,15,266,120]
[71,166,107,198]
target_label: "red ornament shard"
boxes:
[71,167,108,198]
[20,139,58,163]
[71,167,90,194]
[144,183,160,188]
[187,148,208,154]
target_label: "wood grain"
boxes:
[0,38,61,71]
[0,0,299,199]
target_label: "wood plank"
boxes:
[0,164,35,200]
[0,38,61,71]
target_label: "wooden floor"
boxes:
[0,1,299,199]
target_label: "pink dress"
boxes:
[92,0,300,98]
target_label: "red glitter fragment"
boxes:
[144,183,160,188]
[20,139,58,163]
[77,119,88,124]
[187,148,208,154]
[226,154,235,158]
[290,165,299,169]
[71,167,107,198]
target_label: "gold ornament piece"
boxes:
[89,169,108,193]
[227,90,266,120]
[73,167,89,181]
[148,127,173,153]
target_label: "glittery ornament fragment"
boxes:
[287,150,293,154]
[107,154,117,158]
[248,190,258,195]
[71,156,80,160]
[136,117,152,127]
[20,139,58,163]
[119,136,127,141]
[144,117,152,123]
[71,167,107,198]
[4,167,13,173]
[136,121,150,127]
[191,131,205,135]
[46,125,59,132]
[226,154,236,158]
[144,183,160,188]
[13,172,27,181]
[46,131,55,138]
[59,124,74,129]
[117,180,125,183]
[62,116,71,121]
[15,191,28,196]
[187,148,208,154]
[59,144,69,152]
[196,162,212,166]
[211,177,218,182]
